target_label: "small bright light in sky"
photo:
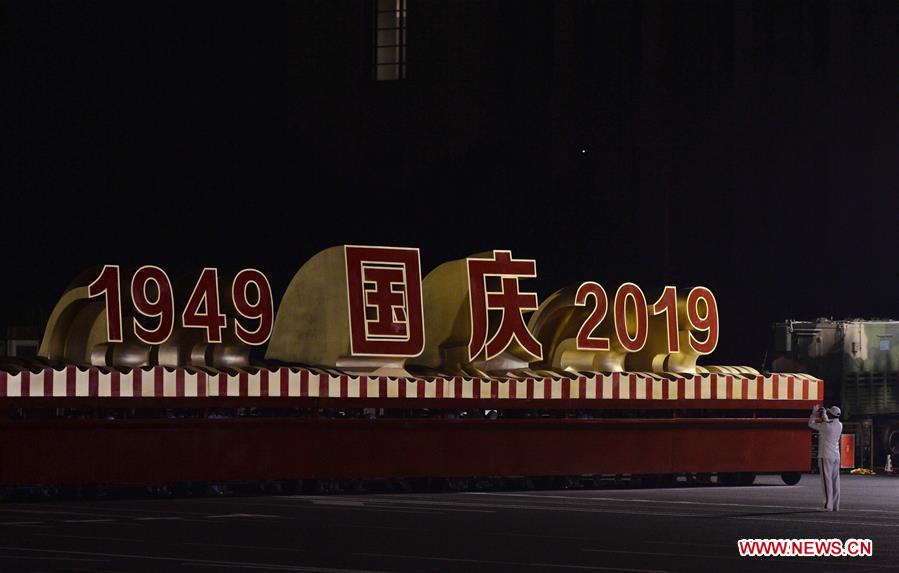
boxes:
[580,148,587,154]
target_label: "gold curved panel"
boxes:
[265,246,350,366]
[40,286,110,365]
[407,256,472,372]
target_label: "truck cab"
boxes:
[771,318,899,469]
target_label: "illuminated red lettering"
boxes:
[182,268,227,343]
[344,245,425,357]
[651,286,680,353]
[467,251,542,361]
[130,266,174,345]
[687,286,719,354]
[575,281,610,351]
[87,265,123,343]
[614,282,648,352]
[232,269,274,345]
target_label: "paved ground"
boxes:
[0,474,896,572]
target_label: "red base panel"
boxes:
[0,418,811,486]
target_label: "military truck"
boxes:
[771,319,899,469]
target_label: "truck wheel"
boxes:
[887,429,899,457]
[781,472,801,485]
[441,477,470,492]
[687,472,712,486]
[717,473,741,486]
[876,420,899,461]
[658,474,676,488]
[738,472,756,486]
[634,474,660,488]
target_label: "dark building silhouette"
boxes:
[3,1,896,365]
[287,1,897,363]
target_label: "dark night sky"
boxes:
[3,1,897,366]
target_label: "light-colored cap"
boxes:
[827,406,841,417]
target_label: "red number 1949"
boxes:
[87,265,274,346]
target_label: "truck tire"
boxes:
[657,474,676,488]
[781,472,801,485]
[887,429,899,457]
[687,472,712,485]
[875,420,899,460]
[632,474,660,488]
[717,473,741,486]
[738,472,756,486]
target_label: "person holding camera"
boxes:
[808,404,843,511]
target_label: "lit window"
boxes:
[373,0,406,81]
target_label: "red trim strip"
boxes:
[154,367,164,397]
[44,368,53,397]
[67,366,77,397]
[280,368,289,397]
[260,369,269,397]
[319,373,329,398]
[89,369,99,397]
[239,371,248,397]
[300,370,309,397]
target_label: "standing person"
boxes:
[808,404,843,511]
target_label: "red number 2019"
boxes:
[574,282,718,356]
[88,265,274,346]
